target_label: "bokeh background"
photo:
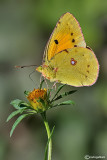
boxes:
[0,0,107,160]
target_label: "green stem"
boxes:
[41,112,52,160]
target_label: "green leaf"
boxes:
[19,102,31,108]
[10,99,22,109]
[44,126,55,160]
[40,79,45,89]
[10,99,31,109]
[53,100,75,108]
[6,110,22,122]
[6,107,29,122]
[10,114,29,137]
[53,90,77,101]
[26,110,37,114]
[51,84,66,102]
[24,90,30,96]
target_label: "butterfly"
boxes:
[36,12,99,87]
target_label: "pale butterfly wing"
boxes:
[48,47,99,87]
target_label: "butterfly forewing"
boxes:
[44,12,86,62]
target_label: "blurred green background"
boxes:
[0,0,107,160]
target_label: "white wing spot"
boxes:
[71,58,77,65]
[71,60,75,65]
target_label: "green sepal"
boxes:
[53,90,77,101]
[10,99,31,109]
[44,125,55,160]
[10,114,29,137]
[24,91,30,96]
[37,98,49,112]
[37,98,45,107]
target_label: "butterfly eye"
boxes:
[54,40,58,44]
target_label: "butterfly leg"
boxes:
[44,78,49,90]
[40,74,43,84]
[39,74,49,89]
[52,81,58,90]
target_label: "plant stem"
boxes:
[41,112,52,160]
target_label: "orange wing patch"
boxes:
[44,12,86,61]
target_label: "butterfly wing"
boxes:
[48,47,99,87]
[44,12,86,62]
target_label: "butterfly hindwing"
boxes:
[44,12,86,62]
[48,47,99,86]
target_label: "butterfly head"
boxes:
[36,64,56,81]
[36,64,49,73]
[36,65,43,73]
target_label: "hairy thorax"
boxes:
[36,64,57,81]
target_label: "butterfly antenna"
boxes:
[29,70,38,88]
[15,65,37,69]
[15,64,40,88]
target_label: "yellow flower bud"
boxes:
[27,88,48,111]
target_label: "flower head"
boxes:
[8,81,76,137]
[27,88,48,111]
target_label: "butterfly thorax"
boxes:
[36,64,56,81]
